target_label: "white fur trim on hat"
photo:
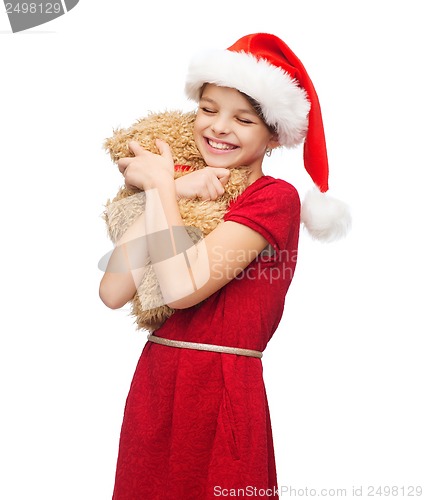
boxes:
[185,49,311,147]
[301,188,352,242]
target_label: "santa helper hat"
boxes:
[185,33,351,242]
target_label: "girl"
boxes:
[100,33,349,499]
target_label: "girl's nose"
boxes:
[211,116,230,135]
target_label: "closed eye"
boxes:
[200,107,216,114]
[237,117,254,124]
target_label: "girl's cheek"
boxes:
[193,128,203,151]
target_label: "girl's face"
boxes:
[194,84,278,175]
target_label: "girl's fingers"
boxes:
[206,186,216,201]
[211,176,225,198]
[212,167,230,185]
[205,179,223,201]
[156,139,173,162]
[128,141,145,156]
[194,169,227,200]
[118,157,131,174]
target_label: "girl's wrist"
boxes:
[142,170,174,191]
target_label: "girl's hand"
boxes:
[117,139,174,190]
[175,167,230,201]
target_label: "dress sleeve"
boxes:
[223,178,301,253]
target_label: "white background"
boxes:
[1,1,423,498]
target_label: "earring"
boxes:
[266,148,272,157]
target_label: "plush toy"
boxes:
[103,110,250,331]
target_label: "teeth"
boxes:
[208,139,236,150]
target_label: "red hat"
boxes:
[185,33,351,242]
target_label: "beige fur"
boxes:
[103,110,249,331]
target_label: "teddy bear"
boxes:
[102,110,250,332]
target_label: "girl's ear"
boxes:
[267,134,280,150]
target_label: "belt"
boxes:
[147,334,263,359]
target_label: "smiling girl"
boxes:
[100,33,350,499]
[194,84,279,179]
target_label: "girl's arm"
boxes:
[98,212,148,309]
[144,177,268,309]
[99,163,231,309]
[99,140,268,310]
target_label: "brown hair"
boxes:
[240,92,277,135]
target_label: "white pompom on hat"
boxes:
[185,32,351,242]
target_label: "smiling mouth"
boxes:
[206,138,238,151]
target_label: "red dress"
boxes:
[112,175,300,499]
